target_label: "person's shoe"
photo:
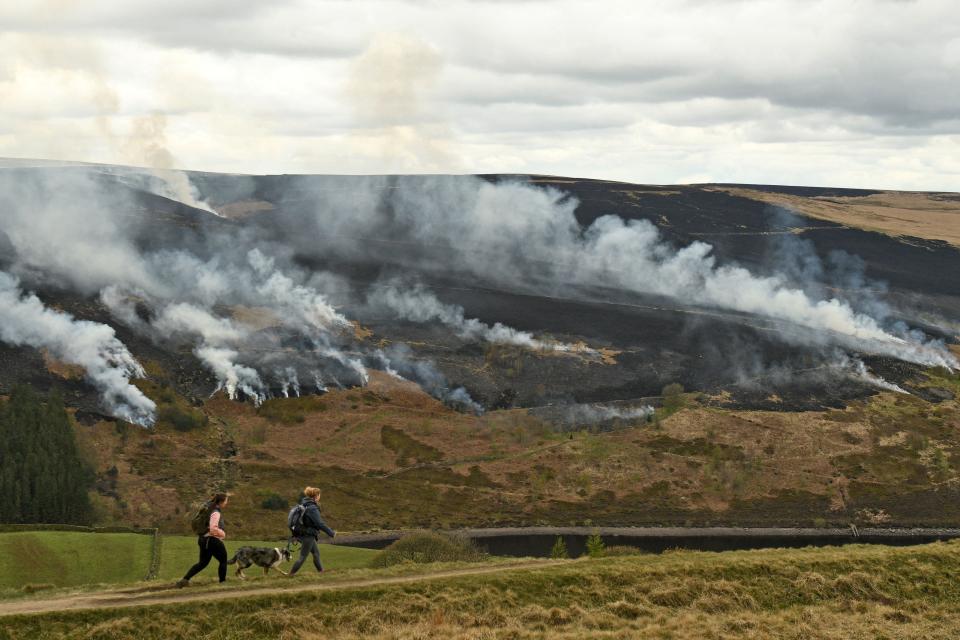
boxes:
[175,579,189,588]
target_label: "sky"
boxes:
[1,0,958,190]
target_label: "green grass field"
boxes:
[0,532,152,590]
[157,536,378,581]
[0,531,378,590]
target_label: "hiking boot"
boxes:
[176,579,189,588]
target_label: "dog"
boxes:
[226,546,292,579]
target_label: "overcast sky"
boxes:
[1,0,958,189]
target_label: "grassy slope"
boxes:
[73,366,960,536]
[0,532,378,590]
[0,532,152,589]
[5,541,960,639]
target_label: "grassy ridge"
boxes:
[0,531,378,590]
[5,541,960,638]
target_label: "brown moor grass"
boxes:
[4,540,960,639]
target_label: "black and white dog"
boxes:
[226,546,292,579]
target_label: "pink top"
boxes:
[207,511,225,539]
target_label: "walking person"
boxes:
[289,486,336,575]
[177,493,229,587]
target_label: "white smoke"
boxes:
[148,303,266,404]
[567,404,655,425]
[117,113,218,215]
[247,249,352,332]
[311,370,328,392]
[0,271,156,426]
[153,303,246,345]
[535,402,655,430]
[843,357,908,394]
[371,344,483,414]
[276,367,301,398]
[301,176,957,370]
[366,279,588,353]
[3,165,951,421]
[195,346,266,404]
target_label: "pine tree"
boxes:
[0,386,93,524]
[550,536,569,559]
[585,533,606,558]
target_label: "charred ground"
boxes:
[2,165,959,531]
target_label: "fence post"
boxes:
[144,528,162,581]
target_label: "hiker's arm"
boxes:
[314,511,335,538]
[208,511,225,539]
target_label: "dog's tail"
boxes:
[226,553,238,565]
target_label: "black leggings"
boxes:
[183,536,227,582]
[290,535,323,574]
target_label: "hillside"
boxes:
[0,163,958,532]
[75,367,960,537]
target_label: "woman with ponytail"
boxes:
[177,492,229,587]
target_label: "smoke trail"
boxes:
[195,346,266,403]
[840,356,907,394]
[369,345,483,414]
[119,114,218,214]
[366,279,586,353]
[533,401,655,431]
[247,249,352,332]
[150,302,266,403]
[276,367,301,398]
[0,272,156,426]
[566,404,655,426]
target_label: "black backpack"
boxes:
[190,502,213,536]
[287,503,306,535]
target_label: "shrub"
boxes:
[21,583,56,594]
[585,533,606,558]
[249,424,268,445]
[260,493,288,511]
[158,405,208,432]
[258,396,328,424]
[604,545,647,556]
[661,383,685,412]
[371,531,487,568]
[550,536,569,559]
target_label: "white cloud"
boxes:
[0,0,958,189]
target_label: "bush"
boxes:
[260,493,288,511]
[661,383,685,412]
[258,396,328,424]
[158,405,208,432]
[21,583,56,594]
[371,531,487,567]
[585,533,606,558]
[604,545,647,556]
[550,536,569,559]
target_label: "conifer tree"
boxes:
[0,386,94,524]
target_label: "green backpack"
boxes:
[190,502,213,536]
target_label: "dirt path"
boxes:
[0,560,556,618]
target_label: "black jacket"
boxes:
[299,498,335,539]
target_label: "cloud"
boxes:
[0,1,958,188]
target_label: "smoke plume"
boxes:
[297,175,957,370]
[366,278,588,353]
[0,271,155,425]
